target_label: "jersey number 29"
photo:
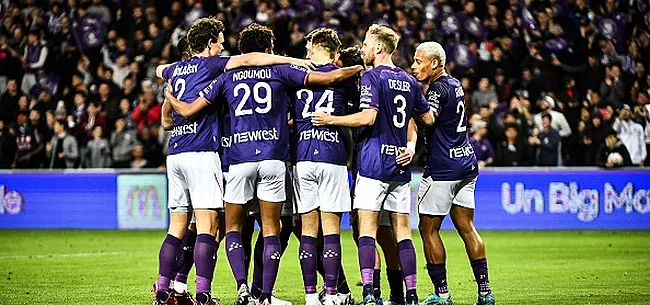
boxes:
[234,82,272,116]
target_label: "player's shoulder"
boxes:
[273,63,309,74]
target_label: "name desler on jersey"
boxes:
[161,56,231,155]
[292,63,359,165]
[424,75,478,181]
[356,65,430,182]
[200,64,310,164]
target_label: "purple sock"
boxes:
[194,234,218,294]
[251,233,264,298]
[470,258,491,294]
[157,234,182,295]
[358,236,376,286]
[226,231,247,287]
[397,240,417,291]
[261,236,282,302]
[299,236,318,294]
[323,234,341,295]
[426,263,448,296]
[175,229,197,283]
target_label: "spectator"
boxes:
[14,114,44,168]
[599,65,626,110]
[0,79,21,124]
[97,82,120,127]
[70,92,88,124]
[0,120,17,168]
[567,108,594,166]
[533,96,572,138]
[46,119,79,169]
[84,125,112,168]
[138,126,163,168]
[531,114,562,166]
[469,121,494,167]
[612,105,646,166]
[470,77,498,113]
[117,98,135,130]
[87,0,112,25]
[78,101,107,146]
[132,89,161,132]
[101,47,130,88]
[496,123,529,166]
[110,118,137,168]
[130,145,148,169]
[21,30,48,96]
[597,132,632,168]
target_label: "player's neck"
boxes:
[373,53,395,68]
[310,54,333,65]
[194,50,211,58]
[428,69,447,85]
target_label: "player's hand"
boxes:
[164,81,174,101]
[293,59,316,70]
[396,147,414,166]
[311,111,332,126]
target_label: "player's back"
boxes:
[424,75,478,180]
[162,55,230,155]
[292,63,358,165]
[214,64,309,164]
[357,65,429,182]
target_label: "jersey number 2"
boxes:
[456,100,467,132]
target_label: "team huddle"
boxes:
[152,16,495,305]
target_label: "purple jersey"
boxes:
[424,75,478,180]
[162,55,230,155]
[201,64,309,164]
[292,64,359,165]
[356,65,430,182]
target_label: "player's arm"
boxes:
[305,65,364,86]
[312,108,377,127]
[396,118,418,166]
[416,110,435,126]
[225,53,315,71]
[161,99,174,130]
[164,82,210,119]
[156,63,173,79]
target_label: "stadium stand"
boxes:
[0,0,649,169]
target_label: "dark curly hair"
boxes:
[338,46,364,67]
[238,23,275,54]
[187,17,224,53]
[176,35,191,59]
[307,28,341,58]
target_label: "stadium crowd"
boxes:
[0,0,649,169]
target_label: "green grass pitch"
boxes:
[1,230,649,305]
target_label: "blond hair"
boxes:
[366,24,400,54]
[416,42,446,66]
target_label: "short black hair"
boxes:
[542,113,553,122]
[338,46,364,67]
[187,17,224,53]
[308,28,341,57]
[54,119,67,129]
[504,123,518,132]
[238,23,275,54]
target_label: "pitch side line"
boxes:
[0,251,136,260]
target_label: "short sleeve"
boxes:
[205,56,231,75]
[426,83,446,117]
[359,73,379,110]
[199,76,225,104]
[275,64,309,88]
[413,90,430,116]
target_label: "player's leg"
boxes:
[189,151,224,305]
[377,223,404,305]
[250,215,264,300]
[354,175,386,305]
[449,177,493,305]
[172,212,197,297]
[385,182,418,305]
[256,160,287,305]
[418,176,453,305]
[154,154,189,304]
[242,214,256,276]
[224,162,258,305]
[294,162,323,304]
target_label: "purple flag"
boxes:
[72,16,104,51]
[521,7,539,31]
[441,14,461,36]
